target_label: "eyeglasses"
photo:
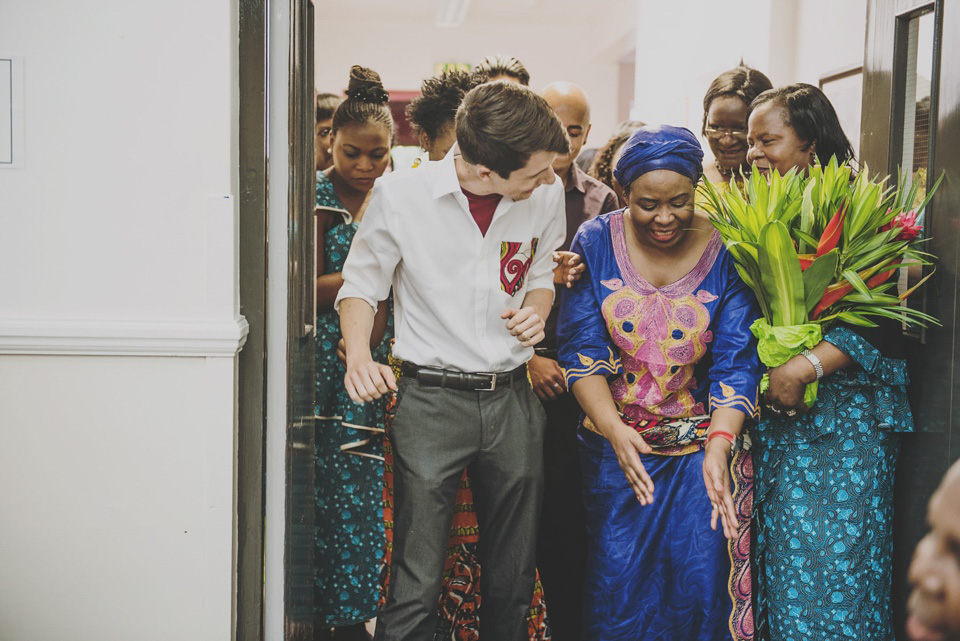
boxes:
[316,127,333,138]
[704,126,747,142]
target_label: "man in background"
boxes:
[534,80,618,641]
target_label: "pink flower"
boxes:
[884,210,923,241]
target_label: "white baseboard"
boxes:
[0,317,250,357]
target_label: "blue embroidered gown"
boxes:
[557,211,762,641]
[752,325,911,641]
[314,171,393,626]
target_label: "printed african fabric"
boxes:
[314,170,393,626]
[753,325,912,641]
[557,211,762,641]
[379,372,552,640]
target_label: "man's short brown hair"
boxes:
[456,82,569,178]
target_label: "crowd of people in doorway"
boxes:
[310,54,960,641]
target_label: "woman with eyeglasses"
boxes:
[700,66,773,186]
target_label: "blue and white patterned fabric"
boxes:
[314,170,393,626]
[753,325,911,641]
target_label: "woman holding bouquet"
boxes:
[558,125,762,641]
[746,84,911,641]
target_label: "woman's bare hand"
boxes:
[765,355,815,415]
[607,423,655,504]
[702,438,738,539]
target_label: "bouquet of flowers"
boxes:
[698,157,941,407]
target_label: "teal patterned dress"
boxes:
[753,325,911,641]
[314,171,393,626]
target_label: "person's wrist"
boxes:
[790,353,818,385]
[597,417,629,441]
[344,346,373,368]
[705,436,732,457]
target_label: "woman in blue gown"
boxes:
[558,126,762,641]
[313,65,394,636]
[746,83,910,641]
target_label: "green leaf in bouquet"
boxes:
[793,229,820,249]
[846,181,882,244]
[799,180,817,253]
[847,240,906,273]
[833,311,879,327]
[844,228,899,262]
[802,249,839,313]
[758,221,807,326]
[841,268,872,298]
[841,292,902,305]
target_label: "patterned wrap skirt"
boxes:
[578,415,753,641]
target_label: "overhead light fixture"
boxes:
[436,0,471,28]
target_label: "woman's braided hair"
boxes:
[332,65,394,136]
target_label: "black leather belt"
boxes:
[400,362,527,392]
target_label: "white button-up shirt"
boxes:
[336,151,566,372]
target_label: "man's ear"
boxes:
[476,164,495,183]
[582,123,592,147]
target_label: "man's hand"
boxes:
[553,251,585,288]
[502,306,545,347]
[344,354,397,403]
[529,354,566,400]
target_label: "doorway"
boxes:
[861,0,960,635]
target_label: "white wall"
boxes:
[633,0,867,162]
[315,0,637,150]
[0,1,242,639]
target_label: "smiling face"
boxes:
[746,102,816,178]
[482,150,558,201]
[331,121,391,192]
[625,169,696,250]
[705,95,750,172]
[907,464,960,641]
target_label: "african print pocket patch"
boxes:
[500,238,539,296]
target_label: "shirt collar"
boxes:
[565,164,587,194]
[431,144,465,199]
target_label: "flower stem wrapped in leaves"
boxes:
[698,156,941,407]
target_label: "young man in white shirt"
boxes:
[336,81,569,641]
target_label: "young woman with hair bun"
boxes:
[313,64,393,640]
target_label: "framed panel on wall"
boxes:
[820,64,864,162]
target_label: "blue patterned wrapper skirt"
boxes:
[753,425,899,641]
[578,427,735,641]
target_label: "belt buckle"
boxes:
[476,372,497,392]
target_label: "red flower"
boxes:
[884,210,923,241]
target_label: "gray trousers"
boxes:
[375,374,546,641]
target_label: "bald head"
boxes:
[540,82,592,179]
[541,81,591,124]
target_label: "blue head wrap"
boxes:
[613,125,704,191]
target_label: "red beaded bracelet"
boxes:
[706,430,735,445]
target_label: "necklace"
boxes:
[715,160,750,182]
